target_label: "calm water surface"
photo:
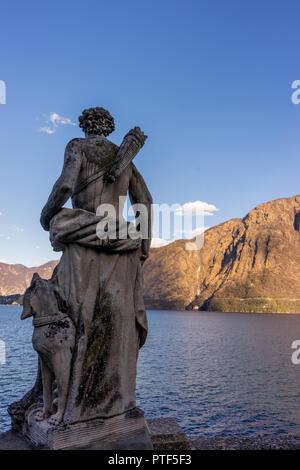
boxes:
[1,306,300,437]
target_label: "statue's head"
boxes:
[78,107,115,137]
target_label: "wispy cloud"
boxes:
[49,113,75,126]
[0,234,10,239]
[175,201,218,216]
[39,112,76,134]
[0,226,25,241]
[151,199,217,249]
[39,126,56,135]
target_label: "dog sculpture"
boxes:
[21,273,75,425]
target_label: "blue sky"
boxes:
[0,0,300,266]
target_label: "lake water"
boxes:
[0,306,300,437]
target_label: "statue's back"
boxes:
[72,136,123,213]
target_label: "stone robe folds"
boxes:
[49,208,148,424]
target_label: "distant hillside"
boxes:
[143,195,300,313]
[0,261,58,297]
[1,195,300,313]
[0,294,23,305]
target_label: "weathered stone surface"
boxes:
[0,416,183,450]
[22,407,151,450]
[0,431,33,450]
[147,417,191,450]
[88,430,153,450]
[3,419,300,450]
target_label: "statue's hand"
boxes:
[140,253,148,265]
[126,126,148,146]
[40,213,50,231]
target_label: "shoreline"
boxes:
[2,304,300,314]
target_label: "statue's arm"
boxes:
[40,139,82,231]
[129,163,153,262]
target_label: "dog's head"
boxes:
[21,273,69,320]
[21,273,41,320]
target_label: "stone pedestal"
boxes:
[147,417,192,450]
[22,407,153,450]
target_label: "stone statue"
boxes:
[21,273,76,426]
[9,107,153,449]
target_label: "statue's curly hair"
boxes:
[78,107,115,136]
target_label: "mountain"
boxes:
[0,261,58,297]
[1,195,300,313]
[143,195,300,313]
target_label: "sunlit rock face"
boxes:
[143,195,300,313]
[2,195,300,314]
[0,261,58,297]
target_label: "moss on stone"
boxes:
[76,285,120,410]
